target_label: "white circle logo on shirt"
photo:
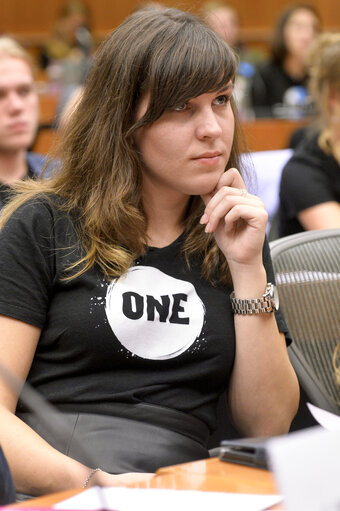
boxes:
[105,266,205,360]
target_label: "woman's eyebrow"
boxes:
[216,83,234,94]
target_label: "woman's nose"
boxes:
[195,109,222,140]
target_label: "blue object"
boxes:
[238,61,255,78]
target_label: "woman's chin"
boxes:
[189,178,221,197]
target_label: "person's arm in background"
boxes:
[298,201,340,230]
[279,136,340,234]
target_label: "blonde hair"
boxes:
[200,2,239,33]
[200,1,238,15]
[0,8,244,286]
[307,32,340,159]
[308,33,340,106]
[0,36,34,74]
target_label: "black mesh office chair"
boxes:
[270,229,340,416]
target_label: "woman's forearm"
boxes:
[0,406,92,495]
[228,315,299,436]
[227,266,299,437]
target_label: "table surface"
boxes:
[9,457,282,509]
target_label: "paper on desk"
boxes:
[307,402,340,430]
[267,426,340,511]
[54,486,283,511]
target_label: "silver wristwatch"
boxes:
[230,283,279,315]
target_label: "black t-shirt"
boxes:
[279,133,340,237]
[0,196,289,432]
[250,60,307,118]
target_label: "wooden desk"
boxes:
[9,458,282,509]
[38,92,59,125]
[33,127,59,155]
[242,117,310,152]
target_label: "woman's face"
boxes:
[283,9,320,61]
[134,85,235,199]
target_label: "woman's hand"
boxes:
[200,168,268,273]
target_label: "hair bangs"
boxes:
[134,20,237,128]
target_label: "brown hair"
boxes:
[271,3,321,65]
[1,7,244,285]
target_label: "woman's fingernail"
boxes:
[200,213,208,224]
[205,222,212,233]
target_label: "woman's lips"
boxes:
[193,152,222,165]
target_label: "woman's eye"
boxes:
[172,103,188,111]
[213,94,231,106]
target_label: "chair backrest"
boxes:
[270,229,340,415]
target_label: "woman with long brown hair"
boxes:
[0,6,298,496]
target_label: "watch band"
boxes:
[230,283,278,315]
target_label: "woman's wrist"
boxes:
[82,468,102,488]
[230,264,267,298]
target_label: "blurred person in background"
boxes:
[250,3,321,118]
[202,1,267,66]
[278,32,340,237]
[202,2,241,48]
[41,0,92,71]
[202,1,268,119]
[0,37,45,212]
[41,0,93,118]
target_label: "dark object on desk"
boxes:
[219,437,269,469]
[0,445,15,505]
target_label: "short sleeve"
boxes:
[280,154,334,219]
[262,237,292,345]
[0,198,57,327]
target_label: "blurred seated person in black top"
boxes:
[279,32,340,237]
[0,37,45,212]
[250,3,321,118]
